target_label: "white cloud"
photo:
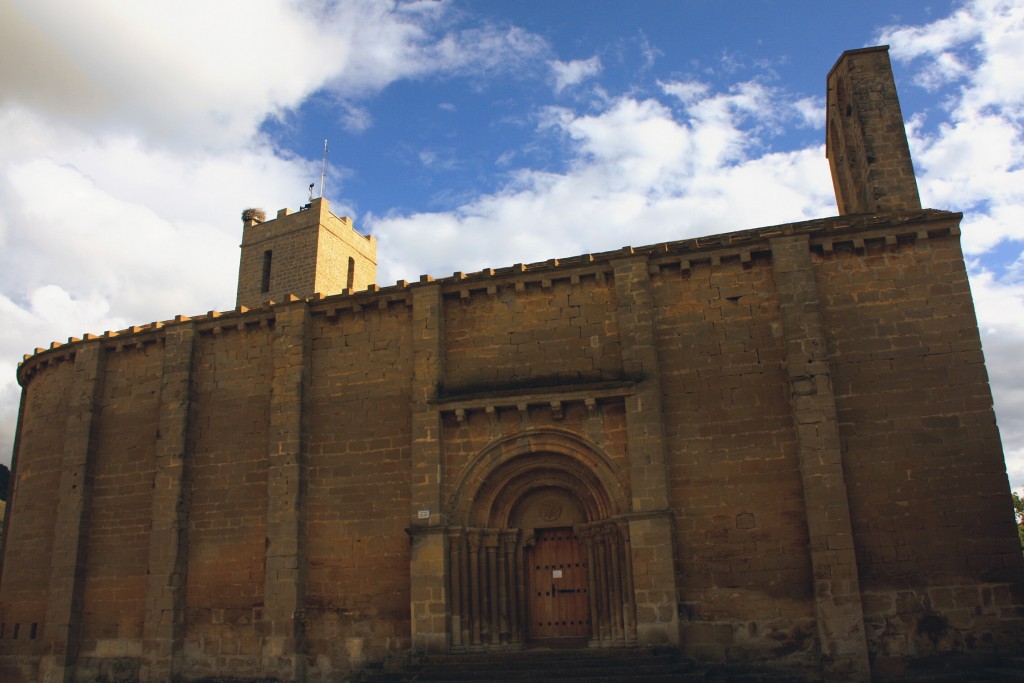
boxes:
[969,267,1024,488]
[1,0,1022,500]
[0,118,315,467]
[793,96,826,129]
[0,0,555,466]
[1,0,326,149]
[660,80,710,105]
[370,86,835,285]
[550,56,602,93]
[0,0,548,150]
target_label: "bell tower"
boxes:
[235,197,377,308]
[826,46,922,215]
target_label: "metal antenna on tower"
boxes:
[320,139,328,199]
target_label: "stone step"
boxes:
[359,647,704,682]
[360,650,1024,683]
[413,650,680,668]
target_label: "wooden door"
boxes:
[528,527,589,639]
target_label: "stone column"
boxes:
[617,521,638,645]
[467,530,482,647]
[261,301,311,680]
[141,324,196,683]
[484,531,500,645]
[770,235,870,680]
[515,533,533,645]
[594,531,610,646]
[408,282,449,653]
[611,255,680,646]
[606,525,625,645]
[501,529,520,646]
[460,533,472,647]
[447,529,464,650]
[39,341,105,683]
[496,532,509,644]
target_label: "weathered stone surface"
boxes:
[1,47,1021,683]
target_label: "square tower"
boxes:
[826,46,922,215]
[235,198,377,308]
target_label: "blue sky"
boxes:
[0,0,1022,490]
[265,2,947,218]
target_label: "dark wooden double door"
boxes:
[527,527,589,640]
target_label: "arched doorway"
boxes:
[513,489,589,642]
[445,431,637,650]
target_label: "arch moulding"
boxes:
[447,428,631,528]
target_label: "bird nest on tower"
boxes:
[241,208,266,223]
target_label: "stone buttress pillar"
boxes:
[408,282,449,654]
[611,255,680,646]
[141,323,196,683]
[771,235,870,680]
[38,341,105,683]
[261,300,311,679]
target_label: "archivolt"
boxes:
[447,428,629,527]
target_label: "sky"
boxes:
[0,0,1022,491]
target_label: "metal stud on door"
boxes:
[528,527,589,639]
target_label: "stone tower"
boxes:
[826,45,922,215]
[235,197,377,308]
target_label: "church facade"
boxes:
[1,47,1021,682]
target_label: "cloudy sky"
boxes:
[0,0,1021,491]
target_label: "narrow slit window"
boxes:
[261,250,273,293]
[347,256,355,291]
[30,623,37,640]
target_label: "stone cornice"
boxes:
[16,208,962,386]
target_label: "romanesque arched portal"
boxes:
[445,431,637,649]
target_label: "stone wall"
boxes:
[818,228,1022,677]
[3,206,1020,682]
[182,326,273,680]
[304,303,413,677]
[654,252,818,665]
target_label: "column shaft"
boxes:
[485,533,500,645]
[448,530,464,650]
